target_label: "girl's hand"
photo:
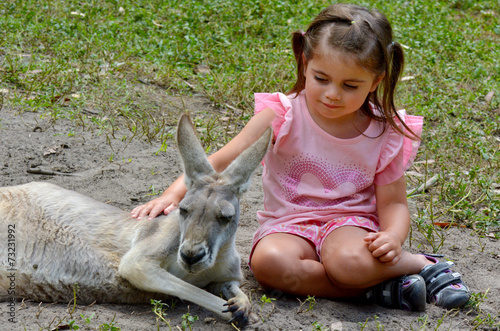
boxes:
[130,193,180,220]
[364,231,402,265]
[131,176,186,220]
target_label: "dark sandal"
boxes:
[367,274,426,311]
[419,254,471,309]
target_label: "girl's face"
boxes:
[303,49,383,135]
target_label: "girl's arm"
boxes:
[131,108,276,220]
[364,175,410,265]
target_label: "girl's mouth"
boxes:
[322,102,341,109]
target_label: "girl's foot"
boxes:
[367,274,426,311]
[419,254,471,309]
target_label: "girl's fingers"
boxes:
[367,237,385,252]
[146,203,167,220]
[131,200,178,220]
[379,250,394,262]
[364,232,377,242]
[130,206,145,219]
[137,207,152,220]
[145,210,157,220]
[373,246,402,265]
[164,203,178,215]
[382,252,400,265]
[371,245,388,258]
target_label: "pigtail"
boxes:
[289,31,307,95]
[386,41,404,113]
[383,41,420,140]
[359,7,420,141]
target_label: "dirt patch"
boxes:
[0,101,498,330]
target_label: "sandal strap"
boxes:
[426,272,462,298]
[370,277,403,309]
[390,278,403,309]
[419,261,454,281]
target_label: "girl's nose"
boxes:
[326,85,342,101]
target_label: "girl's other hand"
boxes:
[364,231,402,265]
[130,193,180,220]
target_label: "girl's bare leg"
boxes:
[320,226,431,289]
[250,233,365,298]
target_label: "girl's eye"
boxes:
[314,76,328,83]
[344,84,358,90]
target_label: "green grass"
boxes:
[1,0,499,236]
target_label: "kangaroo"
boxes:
[0,114,271,326]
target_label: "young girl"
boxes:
[131,3,470,311]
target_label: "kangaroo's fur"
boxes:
[0,114,271,325]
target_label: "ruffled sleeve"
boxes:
[254,93,292,140]
[374,111,423,186]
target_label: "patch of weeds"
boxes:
[196,115,222,153]
[80,312,95,324]
[64,319,81,330]
[151,299,171,331]
[434,309,460,330]
[34,283,121,330]
[412,188,448,253]
[409,314,430,330]
[297,295,317,314]
[466,290,490,314]
[99,315,121,331]
[147,184,162,197]
[465,290,500,330]
[359,315,385,331]
[258,294,276,322]
[470,313,500,330]
[181,311,199,331]
[311,321,328,331]
[67,283,80,318]
[155,137,169,155]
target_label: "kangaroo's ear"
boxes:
[221,127,272,196]
[177,114,216,187]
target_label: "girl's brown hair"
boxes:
[289,4,417,139]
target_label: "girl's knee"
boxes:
[250,247,277,272]
[251,250,315,293]
[322,246,373,287]
[251,234,318,288]
[251,243,316,291]
[250,245,285,287]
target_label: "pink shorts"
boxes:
[250,216,380,262]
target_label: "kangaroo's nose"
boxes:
[180,248,206,265]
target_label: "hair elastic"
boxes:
[350,20,356,24]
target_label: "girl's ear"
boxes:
[370,73,385,92]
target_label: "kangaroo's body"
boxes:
[0,114,271,325]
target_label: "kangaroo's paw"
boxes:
[223,296,259,326]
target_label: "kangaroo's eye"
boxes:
[179,207,189,218]
[217,215,233,224]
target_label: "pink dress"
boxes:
[251,91,423,259]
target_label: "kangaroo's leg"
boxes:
[118,250,232,320]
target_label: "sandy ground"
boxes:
[0,103,498,331]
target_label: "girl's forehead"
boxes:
[318,48,355,65]
[310,49,374,78]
